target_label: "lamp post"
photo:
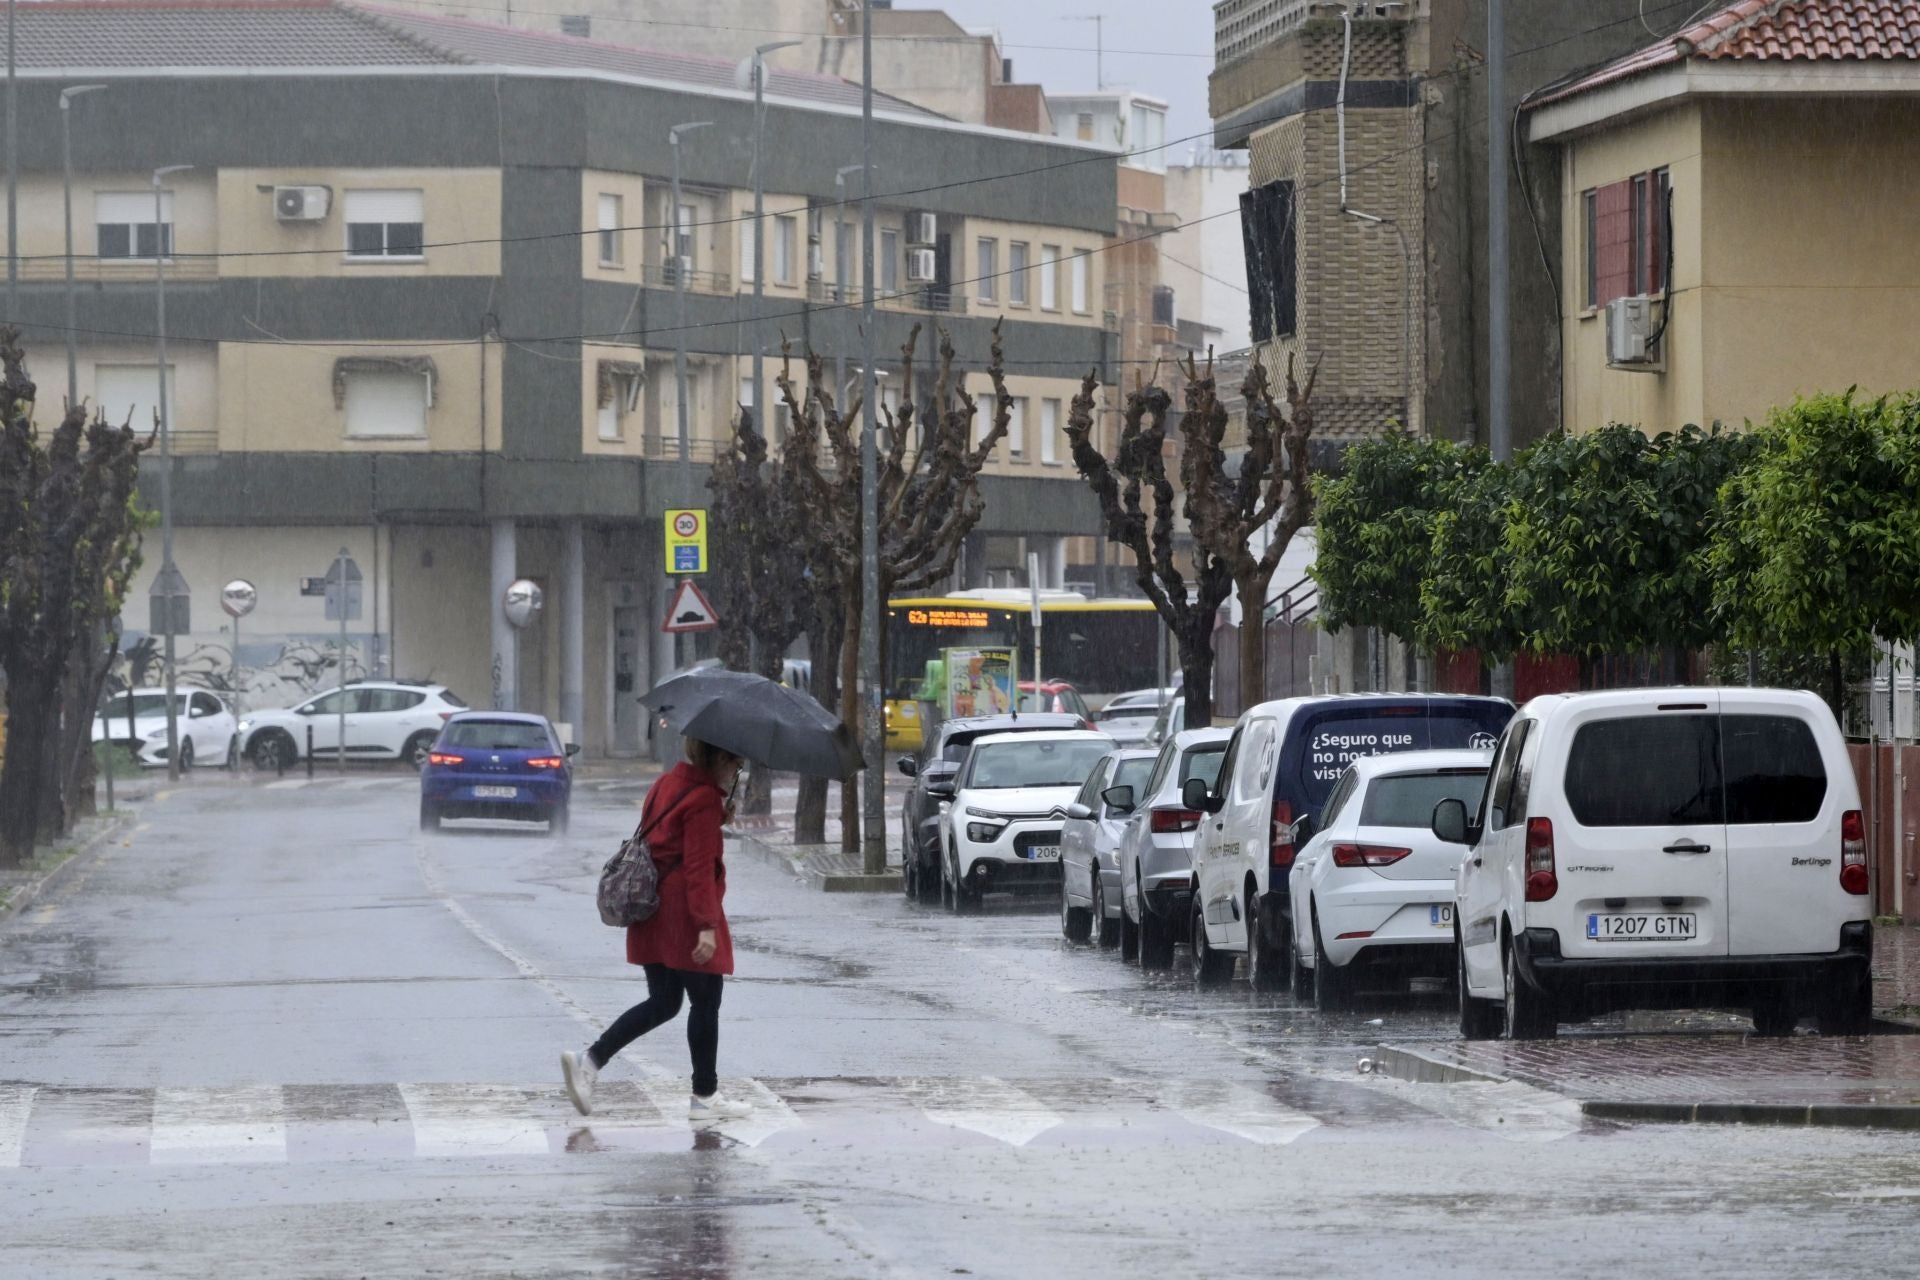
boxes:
[6,0,17,315]
[743,40,800,443]
[667,120,712,469]
[60,84,106,407]
[153,163,191,781]
[832,162,870,395]
[859,0,884,871]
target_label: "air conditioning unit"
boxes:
[808,241,825,281]
[1606,295,1659,366]
[273,185,332,222]
[906,211,937,246]
[905,247,937,283]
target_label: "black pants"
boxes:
[589,964,725,1097]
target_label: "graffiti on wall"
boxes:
[111,632,380,711]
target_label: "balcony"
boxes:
[1213,0,1310,64]
[643,261,732,295]
[17,255,220,284]
[808,280,966,315]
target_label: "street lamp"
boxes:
[832,162,873,398]
[153,163,191,781]
[60,84,106,407]
[858,0,884,871]
[738,40,800,446]
[667,120,712,468]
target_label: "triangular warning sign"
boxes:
[662,579,719,633]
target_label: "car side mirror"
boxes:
[1066,802,1094,821]
[1432,798,1471,845]
[897,756,919,779]
[565,743,581,757]
[1100,785,1135,814]
[1291,813,1317,844]
[1182,777,1220,814]
[296,705,315,715]
[924,763,959,798]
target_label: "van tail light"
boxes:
[1840,809,1869,895]
[1524,816,1557,901]
[427,752,463,767]
[1270,799,1295,868]
[1151,807,1202,834]
[527,756,567,769]
[1330,843,1411,868]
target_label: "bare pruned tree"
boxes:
[777,322,1010,853]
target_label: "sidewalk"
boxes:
[1377,925,1920,1130]
[0,811,128,919]
[728,778,910,892]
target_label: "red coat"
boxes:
[626,762,734,975]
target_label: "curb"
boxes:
[1365,1045,1507,1086]
[0,810,130,922]
[1583,1100,1920,1130]
[726,831,902,894]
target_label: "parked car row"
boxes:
[903,685,1877,1042]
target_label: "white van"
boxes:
[1184,694,1514,990]
[1436,688,1873,1039]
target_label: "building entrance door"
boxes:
[611,603,642,755]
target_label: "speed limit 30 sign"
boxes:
[664,508,707,574]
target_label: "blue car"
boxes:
[420,711,576,832]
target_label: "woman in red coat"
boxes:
[562,738,752,1121]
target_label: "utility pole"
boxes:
[153,164,192,781]
[668,120,712,469]
[1486,0,1515,703]
[746,41,800,445]
[859,0,884,872]
[60,84,105,406]
[6,0,17,316]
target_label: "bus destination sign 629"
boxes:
[905,608,992,629]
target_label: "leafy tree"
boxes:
[1419,459,1521,662]
[1312,431,1484,640]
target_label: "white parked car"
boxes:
[1059,747,1157,948]
[1117,727,1231,968]
[93,687,236,770]
[939,730,1113,912]
[1186,694,1514,990]
[1094,688,1177,747]
[1287,750,1492,1011]
[1437,688,1872,1040]
[237,680,467,769]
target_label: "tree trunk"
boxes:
[1829,651,1845,727]
[838,597,862,855]
[1179,612,1216,728]
[0,681,59,864]
[739,642,783,818]
[1235,570,1272,711]
[795,603,841,845]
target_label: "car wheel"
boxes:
[403,731,437,769]
[1290,926,1312,1001]
[419,799,440,832]
[249,730,293,772]
[177,737,195,772]
[1311,912,1352,1013]
[1503,936,1557,1040]
[902,855,918,901]
[1119,894,1140,962]
[1750,999,1797,1038]
[1060,876,1092,943]
[917,858,942,905]
[1139,905,1176,970]
[1457,930,1502,1040]
[1191,901,1234,986]
[1091,876,1119,950]
[1816,974,1872,1037]
[1247,892,1287,993]
[549,805,570,835]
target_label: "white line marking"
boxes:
[1163,1080,1320,1146]
[263,780,309,790]
[398,1083,552,1158]
[904,1076,1060,1147]
[0,1086,35,1167]
[151,1086,288,1165]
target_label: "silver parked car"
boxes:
[1117,727,1232,967]
[1093,688,1177,747]
[1059,748,1157,948]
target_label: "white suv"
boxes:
[238,681,467,769]
[1437,688,1873,1040]
[939,730,1114,912]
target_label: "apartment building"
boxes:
[7,0,1116,756]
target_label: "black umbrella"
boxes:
[641,667,863,779]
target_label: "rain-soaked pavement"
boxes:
[5,774,1920,1278]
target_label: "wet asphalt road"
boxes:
[4,775,1920,1279]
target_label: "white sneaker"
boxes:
[688,1091,753,1121]
[561,1048,599,1116]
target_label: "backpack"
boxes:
[595,789,688,928]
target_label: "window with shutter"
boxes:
[1590,178,1633,307]
[1239,180,1296,341]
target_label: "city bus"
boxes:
[884,591,1163,751]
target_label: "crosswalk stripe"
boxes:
[0,1085,34,1167]
[151,1086,288,1165]
[1162,1080,1321,1146]
[262,779,309,790]
[398,1083,556,1158]
[902,1076,1060,1147]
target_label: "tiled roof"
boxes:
[1532,0,1920,108]
[9,0,939,118]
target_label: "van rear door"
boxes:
[1718,690,1858,956]
[1551,695,1730,961]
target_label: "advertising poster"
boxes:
[943,647,1017,718]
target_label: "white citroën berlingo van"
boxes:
[1434,688,1873,1039]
